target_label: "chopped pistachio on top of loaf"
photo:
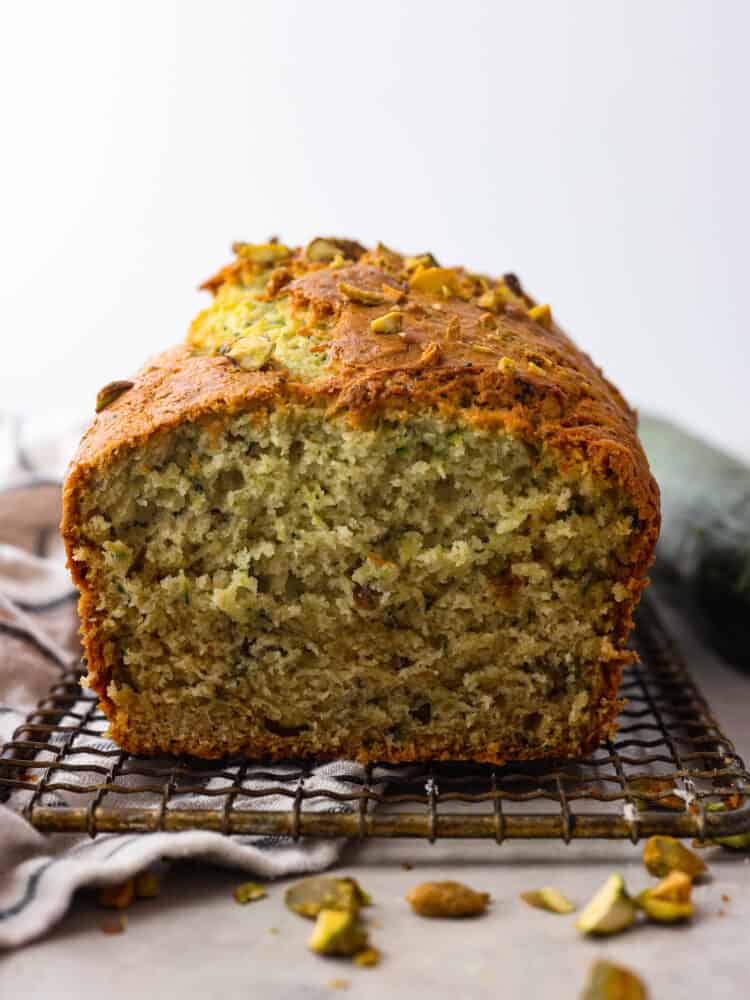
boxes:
[63,238,659,763]
[187,240,541,383]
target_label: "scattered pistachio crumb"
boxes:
[498,356,516,374]
[710,831,750,850]
[704,802,750,848]
[575,875,636,936]
[405,881,489,918]
[99,915,128,935]
[285,876,370,919]
[643,835,707,879]
[233,881,267,904]
[581,959,646,1000]
[520,887,575,914]
[401,862,413,871]
[98,880,135,910]
[630,777,687,811]
[353,946,381,967]
[134,872,160,899]
[308,908,368,956]
[636,871,693,923]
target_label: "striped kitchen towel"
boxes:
[0,412,365,949]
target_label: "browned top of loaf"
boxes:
[63,239,660,573]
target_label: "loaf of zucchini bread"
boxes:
[62,238,660,762]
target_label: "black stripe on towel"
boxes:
[0,479,62,496]
[0,836,141,922]
[0,622,70,669]
[16,592,78,614]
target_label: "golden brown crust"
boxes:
[62,240,660,762]
[105,719,618,766]
[103,656,625,763]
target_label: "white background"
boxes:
[1,1,748,458]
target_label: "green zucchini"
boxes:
[639,416,750,666]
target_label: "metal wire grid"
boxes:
[1,594,749,842]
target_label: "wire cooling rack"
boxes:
[1,595,748,842]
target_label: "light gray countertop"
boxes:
[3,592,749,999]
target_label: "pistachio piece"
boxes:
[710,832,750,850]
[284,876,371,919]
[307,238,346,263]
[528,303,552,328]
[234,881,267,904]
[405,880,489,918]
[99,915,128,935]
[227,336,274,371]
[408,266,466,298]
[232,242,291,265]
[581,960,647,1000]
[307,908,368,957]
[353,947,382,967]
[306,237,365,263]
[706,794,745,811]
[477,285,517,313]
[445,316,461,338]
[636,871,693,923]
[498,356,516,374]
[404,253,438,272]
[370,310,403,334]
[642,835,707,879]
[419,342,442,366]
[98,879,135,910]
[466,272,490,292]
[134,872,160,899]
[575,875,636,936]
[520,887,575,914]
[96,380,134,413]
[703,801,750,848]
[381,283,407,304]
[630,776,686,811]
[337,281,386,306]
